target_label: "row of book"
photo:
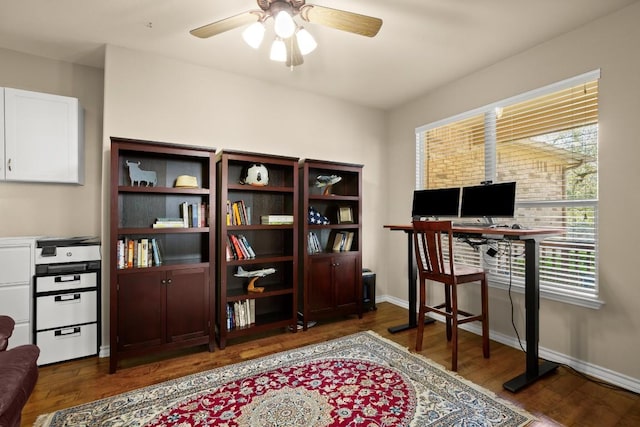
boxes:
[152,202,209,228]
[226,200,251,226]
[116,238,162,269]
[227,299,255,330]
[226,199,294,226]
[226,234,256,260]
[332,231,355,252]
[308,232,322,254]
[308,231,356,254]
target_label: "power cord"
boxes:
[506,240,527,353]
[504,241,638,396]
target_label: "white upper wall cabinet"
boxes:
[2,87,83,184]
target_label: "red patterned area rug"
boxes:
[35,331,534,426]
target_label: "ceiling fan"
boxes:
[190,0,383,67]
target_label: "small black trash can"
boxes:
[362,268,377,311]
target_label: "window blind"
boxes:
[416,71,599,299]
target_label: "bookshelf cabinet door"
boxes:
[308,257,334,313]
[334,254,359,308]
[117,271,165,351]
[166,267,209,342]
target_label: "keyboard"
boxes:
[452,222,486,227]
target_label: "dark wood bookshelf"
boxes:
[216,150,299,348]
[299,159,363,329]
[109,137,216,373]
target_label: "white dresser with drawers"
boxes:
[0,236,37,348]
[34,237,101,365]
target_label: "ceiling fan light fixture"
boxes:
[295,27,317,55]
[270,38,287,62]
[274,11,295,38]
[242,21,265,49]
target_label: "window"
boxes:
[415,70,602,308]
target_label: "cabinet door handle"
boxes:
[7,158,11,172]
[54,293,81,302]
[161,279,166,284]
[167,279,172,285]
[55,275,81,283]
[55,327,81,337]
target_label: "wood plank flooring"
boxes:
[21,302,639,426]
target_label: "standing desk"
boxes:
[384,224,563,392]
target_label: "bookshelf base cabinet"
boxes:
[307,253,361,317]
[115,267,211,353]
[299,159,363,329]
[109,137,216,373]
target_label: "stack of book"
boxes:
[332,231,355,252]
[308,232,322,254]
[227,299,255,330]
[226,234,256,260]
[152,217,185,228]
[116,237,162,269]
[227,200,251,225]
[260,214,294,225]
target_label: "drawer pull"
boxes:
[54,294,81,302]
[55,327,81,337]
[55,275,81,283]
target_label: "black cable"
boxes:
[557,363,640,396]
[507,239,526,353]
[504,242,638,396]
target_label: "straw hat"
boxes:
[175,175,198,188]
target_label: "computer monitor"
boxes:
[411,187,461,219]
[460,182,517,222]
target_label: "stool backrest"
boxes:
[412,220,455,282]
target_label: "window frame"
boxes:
[415,70,604,309]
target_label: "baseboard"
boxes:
[377,295,640,394]
[99,345,110,358]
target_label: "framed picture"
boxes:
[338,207,353,224]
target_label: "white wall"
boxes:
[101,44,388,345]
[0,48,103,238]
[386,2,640,384]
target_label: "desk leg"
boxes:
[503,238,558,392]
[388,230,434,334]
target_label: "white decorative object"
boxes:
[241,163,269,186]
[126,160,157,187]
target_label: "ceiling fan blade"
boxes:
[300,5,382,37]
[190,11,258,39]
[285,36,304,67]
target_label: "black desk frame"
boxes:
[387,228,433,333]
[385,225,561,393]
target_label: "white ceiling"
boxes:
[0,0,636,110]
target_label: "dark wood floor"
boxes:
[22,302,639,426]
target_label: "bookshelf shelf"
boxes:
[117,227,210,234]
[216,150,299,349]
[299,159,363,329]
[109,137,216,373]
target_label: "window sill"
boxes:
[489,276,605,309]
